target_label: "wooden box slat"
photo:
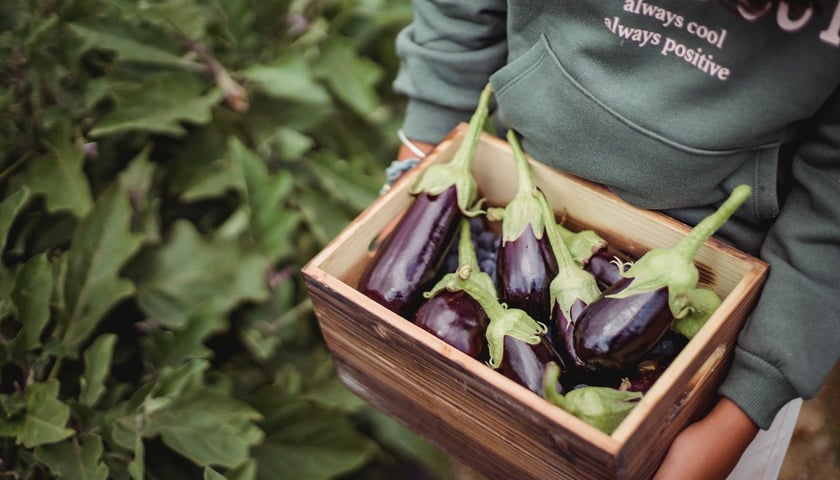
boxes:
[302,125,768,480]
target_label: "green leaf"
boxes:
[358,408,451,478]
[26,120,94,218]
[309,155,379,213]
[69,23,202,70]
[313,39,382,116]
[240,57,331,105]
[129,221,270,329]
[34,434,110,480]
[79,334,117,407]
[140,0,212,39]
[0,187,30,251]
[232,138,301,261]
[298,189,353,246]
[143,312,224,368]
[90,72,223,137]
[62,183,144,354]
[11,253,53,349]
[143,388,264,468]
[0,379,74,448]
[119,146,161,240]
[224,459,256,480]
[252,401,377,480]
[205,467,227,480]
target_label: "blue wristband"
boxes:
[380,157,422,195]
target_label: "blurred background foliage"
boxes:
[0,0,455,478]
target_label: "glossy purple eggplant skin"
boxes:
[553,297,587,369]
[414,290,489,359]
[574,276,673,369]
[584,249,625,290]
[501,337,564,396]
[498,224,558,322]
[358,186,461,318]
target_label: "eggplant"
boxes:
[496,131,558,322]
[415,289,489,359]
[415,219,491,359]
[425,229,547,372]
[584,249,630,290]
[500,336,564,396]
[574,276,673,368]
[359,187,460,317]
[574,185,752,369]
[358,84,493,318]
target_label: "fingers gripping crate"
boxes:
[301,125,768,480]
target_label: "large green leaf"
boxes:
[0,187,29,251]
[240,57,331,105]
[298,189,354,246]
[309,154,380,213]
[79,334,117,407]
[252,401,377,480]
[0,379,74,448]
[61,183,144,354]
[313,39,382,117]
[11,253,53,350]
[89,72,223,137]
[34,434,110,480]
[129,220,270,329]
[143,388,264,468]
[26,120,93,218]
[138,0,211,40]
[232,138,301,261]
[69,22,203,70]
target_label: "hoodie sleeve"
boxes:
[393,0,508,144]
[718,86,840,429]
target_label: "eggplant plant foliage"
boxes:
[0,1,451,479]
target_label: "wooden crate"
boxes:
[301,125,768,480]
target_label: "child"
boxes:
[391,1,840,478]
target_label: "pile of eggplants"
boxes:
[357,88,752,434]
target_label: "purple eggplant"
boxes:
[584,248,630,290]
[484,130,568,393]
[574,185,752,369]
[415,289,489,359]
[359,187,461,317]
[426,232,548,375]
[415,219,491,359]
[574,276,673,368]
[500,336,564,396]
[358,85,493,318]
[496,130,558,323]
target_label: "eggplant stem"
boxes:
[457,219,480,271]
[507,130,536,196]
[451,84,493,173]
[673,185,751,260]
[539,194,577,271]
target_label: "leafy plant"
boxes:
[0,0,451,478]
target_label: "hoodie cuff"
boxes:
[718,347,801,430]
[401,98,475,145]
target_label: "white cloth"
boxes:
[727,398,803,480]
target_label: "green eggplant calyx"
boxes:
[542,362,642,434]
[502,130,546,244]
[549,267,601,323]
[410,84,493,216]
[607,184,751,318]
[671,288,722,339]
[484,305,547,369]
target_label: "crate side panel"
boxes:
[304,274,621,480]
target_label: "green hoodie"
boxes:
[394,0,840,430]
